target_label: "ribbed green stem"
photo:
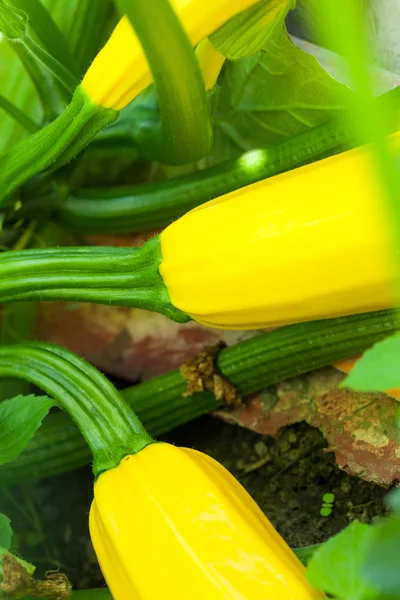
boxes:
[0,239,189,322]
[0,87,117,207]
[116,0,212,164]
[53,118,349,233]
[1,309,398,484]
[0,342,152,475]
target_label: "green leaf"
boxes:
[210,0,295,60]
[306,521,378,600]
[0,394,55,465]
[362,515,400,597]
[0,514,12,550]
[213,25,351,160]
[342,334,400,392]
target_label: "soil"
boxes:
[0,417,388,590]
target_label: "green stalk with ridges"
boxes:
[0,87,117,207]
[116,0,212,164]
[0,309,398,484]
[0,342,152,476]
[0,239,189,323]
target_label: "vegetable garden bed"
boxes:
[1,1,400,599]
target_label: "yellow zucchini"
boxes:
[159,135,400,329]
[90,443,323,600]
[82,0,258,110]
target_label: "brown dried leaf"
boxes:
[1,554,71,599]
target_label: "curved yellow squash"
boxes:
[82,0,259,110]
[90,443,323,600]
[159,138,400,329]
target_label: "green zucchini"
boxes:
[0,309,398,485]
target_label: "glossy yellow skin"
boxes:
[90,443,322,600]
[159,137,400,329]
[81,0,260,110]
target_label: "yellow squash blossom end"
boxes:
[195,38,226,90]
[82,16,151,110]
[90,442,323,600]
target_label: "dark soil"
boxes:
[0,418,388,590]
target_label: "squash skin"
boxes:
[81,0,259,110]
[90,442,323,600]
[159,138,400,329]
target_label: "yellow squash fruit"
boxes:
[159,136,400,329]
[90,442,323,600]
[82,0,260,109]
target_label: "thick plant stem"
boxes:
[1,309,398,484]
[116,0,212,164]
[0,342,152,475]
[0,239,189,322]
[0,87,117,207]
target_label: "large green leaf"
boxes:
[212,25,352,160]
[307,521,378,600]
[0,394,54,465]
[362,515,400,597]
[210,0,295,59]
[342,333,400,393]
